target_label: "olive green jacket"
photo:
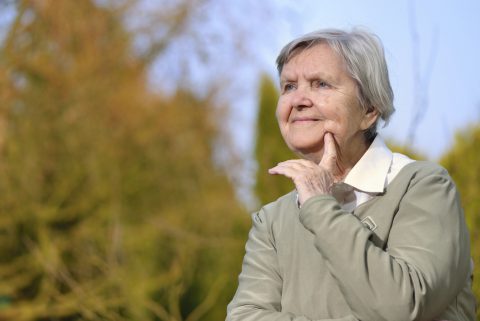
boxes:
[227,161,476,321]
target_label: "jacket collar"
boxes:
[343,135,392,194]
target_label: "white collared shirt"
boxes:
[332,135,414,212]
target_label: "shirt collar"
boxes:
[343,135,392,194]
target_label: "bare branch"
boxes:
[184,276,228,321]
[406,0,439,146]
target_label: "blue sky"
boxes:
[171,0,480,205]
[247,0,480,159]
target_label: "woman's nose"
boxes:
[291,87,313,109]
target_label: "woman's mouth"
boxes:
[292,117,320,123]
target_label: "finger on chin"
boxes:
[319,133,337,168]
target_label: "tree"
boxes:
[0,1,248,320]
[385,140,426,160]
[440,124,480,321]
[254,74,295,205]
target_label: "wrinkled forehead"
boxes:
[279,42,349,79]
[280,40,345,75]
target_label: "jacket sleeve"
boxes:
[226,209,358,321]
[298,167,471,321]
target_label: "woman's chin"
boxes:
[290,145,325,161]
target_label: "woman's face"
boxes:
[276,43,378,163]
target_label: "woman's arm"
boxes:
[298,165,471,321]
[227,209,358,321]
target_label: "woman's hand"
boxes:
[268,133,341,206]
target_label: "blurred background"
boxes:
[0,0,478,320]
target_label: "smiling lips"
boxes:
[291,116,321,123]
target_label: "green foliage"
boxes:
[254,74,295,205]
[385,140,427,160]
[0,1,248,320]
[440,124,480,320]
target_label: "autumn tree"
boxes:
[440,124,480,321]
[385,140,426,160]
[0,1,248,320]
[254,74,295,205]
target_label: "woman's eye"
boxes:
[283,83,296,92]
[313,80,329,88]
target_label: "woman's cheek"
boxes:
[275,100,288,122]
[323,121,338,135]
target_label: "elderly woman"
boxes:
[226,29,476,321]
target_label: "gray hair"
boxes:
[276,28,395,141]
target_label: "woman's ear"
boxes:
[360,106,379,130]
